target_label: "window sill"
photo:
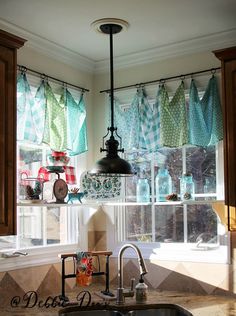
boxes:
[111,239,230,264]
[0,244,78,272]
[17,200,224,207]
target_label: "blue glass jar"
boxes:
[155,168,172,202]
[136,178,150,202]
[180,173,195,200]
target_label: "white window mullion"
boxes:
[42,207,47,246]
[151,154,156,242]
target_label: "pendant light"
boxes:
[90,19,133,176]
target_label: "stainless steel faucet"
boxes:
[116,243,148,305]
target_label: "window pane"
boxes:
[125,205,152,242]
[186,146,216,198]
[157,148,183,196]
[46,207,62,245]
[155,205,184,242]
[18,206,43,247]
[125,151,151,202]
[187,204,218,242]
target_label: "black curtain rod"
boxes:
[100,67,221,94]
[17,65,89,92]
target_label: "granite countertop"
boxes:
[1,286,236,316]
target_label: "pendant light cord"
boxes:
[109,24,115,136]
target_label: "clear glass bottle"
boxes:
[180,172,195,200]
[155,168,172,202]
[136,178,150,202]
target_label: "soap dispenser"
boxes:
[135,275,148,303]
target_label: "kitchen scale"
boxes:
[46,166,68,203]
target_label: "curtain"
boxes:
[139,88,161,152]
[43,81,67,151]
[113,92,140,150]
[16,72,88,156]
[188,75,223,146]
[63,89,88,155]
[159,81,188,147]
[113,75,222,152]
[17,72,37,143]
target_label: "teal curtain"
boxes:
[17,72,88,156]
[139,88,161,152]
[113,92,140,150]
[34,81,46,144]
[159,81,188,147]
[189,76,223,146]
[17,72,37,142]
[62,89,88,156]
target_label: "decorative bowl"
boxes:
[47,154,70,166]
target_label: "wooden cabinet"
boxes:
[214,46,236,230]
[0,30,26,235]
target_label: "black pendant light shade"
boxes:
[90,133,133,175]
[90,19,133,176]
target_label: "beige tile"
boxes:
[0,273,25,307]
[0,271,5,283]
[145,260,173,289]
[159,270,207,294]
[180,261,230,292]
[9,264,50,292]
[37,265,62,297]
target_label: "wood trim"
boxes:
[214,46,236,230]
[59,251,113,259]
[0,30,26,235]
[214,46,236,62]
[0,29,26,49]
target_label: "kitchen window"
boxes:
[108,79,228,263]
[0,72,88,270]
[109,142,229,263]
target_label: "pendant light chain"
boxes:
[109,24,115,135]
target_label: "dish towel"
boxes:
[76,252,93,286]
[159,81,188,147]
[139,88,161,152]
[188,76,223,146]
[17,72,38,143]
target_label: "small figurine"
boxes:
[67,188,85,204]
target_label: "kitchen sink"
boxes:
[59,304,193,316]
[60,311,123,316]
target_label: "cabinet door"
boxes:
[0,44,16,235]
[0,30,25,235]
[214,46,236,230]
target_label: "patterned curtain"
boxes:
[62,89,88,155]
[17,72,37,143]
[16,72,88,156]
[158,81,188,147]
[113,75,222,152]
[113,93,140,150]
[189,75,223,146]
[139,88,161,152]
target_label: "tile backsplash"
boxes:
[1,230,236,308]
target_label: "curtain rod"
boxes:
[100,67,221,93]
[17,65,90,92]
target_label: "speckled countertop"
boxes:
[1,285,236,316]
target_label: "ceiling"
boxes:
[0,0,235,72]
